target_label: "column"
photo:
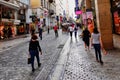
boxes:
[14,10,17,20]
[95,0,113,49]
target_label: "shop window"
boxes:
[2,7,14,19]
[113,10,120,34]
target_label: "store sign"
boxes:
[30,0,41,8]
[75,10,82,15]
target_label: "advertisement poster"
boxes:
[86,11,93,19]
[82,13,87,26]
[113,11,120,34]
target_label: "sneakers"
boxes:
[32,68,35,72]
[38,63,41,67]
[100,61,104,65]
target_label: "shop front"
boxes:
[111,0,120,35]
[0,5,17,39]
[17,9,26,35]
[110,0,120,48]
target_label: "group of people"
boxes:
[28,23,60,72]
[81,18,104,65]
[0,27,12,39]
[68,23,78,38]
[28,19,104,72]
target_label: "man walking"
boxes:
[68,24,74,38]
[38,22,43,40]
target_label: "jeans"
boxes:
[55,30,58,37]
[93,44,102,62]
[70,31,73,38]
[74,31,77,38]
[39,29,42,40]
[30,50,40,70]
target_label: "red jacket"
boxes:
[53,25,58,31]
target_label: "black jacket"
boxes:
[29,39,41,52]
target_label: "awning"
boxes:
[0,0,20,10]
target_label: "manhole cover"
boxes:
[57,44,64,48]
[2,46,12,50]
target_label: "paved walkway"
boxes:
[0,34,30,52]
[62,36,120,80]
[1,29,120,80]
[0,29,69,80]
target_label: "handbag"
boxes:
[102,48,107,55]
[27,58,31,64]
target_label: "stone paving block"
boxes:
[0,30,69,80]
[63,38,120,80]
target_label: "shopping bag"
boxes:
[27,53,31,64]
[27,58,31,64]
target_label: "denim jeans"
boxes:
[75,31,77,38]
[93,44,102,62]
[30,50,40,70]
[70,31,73,38]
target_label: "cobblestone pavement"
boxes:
[0,29,69,80]
[63,37,120,80]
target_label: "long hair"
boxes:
[31,34,38,40]
[93,28,99,34]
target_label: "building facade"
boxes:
[30,0,56,31]
[0,0,29,39]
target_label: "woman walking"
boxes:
[68,24,74,38]
[91,28,103,65]
[29,34,42,72]
[74,26,78,38]
[82,27,91,51]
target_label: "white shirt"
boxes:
[69,26,74,32]
[91,33,100,44]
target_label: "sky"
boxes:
[68,0,76,19]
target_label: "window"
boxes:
[41,0,43,7]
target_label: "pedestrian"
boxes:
[3,27,7,39]
[81,27,91,51]
[30,23,36,36]
[38,23,43,40]
[91,28,103,65]
[74,25,78,38]
[68,24,74,38]
[29,34,42,72]
[8,27,12,38]
[53,24,58,37]
[87,18,94,34]
[48,27,49,34]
